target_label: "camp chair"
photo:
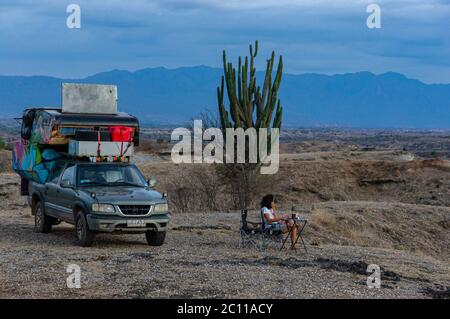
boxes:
[239,210,283,250]
[239,210,262,248]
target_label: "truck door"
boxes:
[57,164,77,223]
[43,160,66,217]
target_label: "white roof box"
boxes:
[62,83,118,114]
[69,140,134,157]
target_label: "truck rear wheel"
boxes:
[75,211,95,247]
[33,201,52,233]
[145,230,166,246]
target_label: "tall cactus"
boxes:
[216,41,283,209]
[217,40,283,133]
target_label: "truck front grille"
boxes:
[119,205,151,215]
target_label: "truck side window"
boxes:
[47,161,66,184]
[60,165,76,185]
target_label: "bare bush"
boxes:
[216,163,283,210]
[166,165,227,213]
[162,161,283,213]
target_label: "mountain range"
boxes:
[0,66,449,128]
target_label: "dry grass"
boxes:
[310,209,363,245]
[311,210,337,228]
[278,158,450,208]
[306,202,449,259]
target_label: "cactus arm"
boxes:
[219,41,283,136]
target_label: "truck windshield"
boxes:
[77,164,147,187]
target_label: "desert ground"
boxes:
[0,128,449,299]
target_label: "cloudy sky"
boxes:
[0,0,448,83]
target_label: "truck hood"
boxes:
[79,186,164,205]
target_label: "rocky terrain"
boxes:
[0,165,449,298]
[0,129,449,299]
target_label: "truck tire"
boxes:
[145,230,166,246]
[75,211,95,247]
[33,201,52,233]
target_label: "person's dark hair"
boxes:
[261,194,275,209]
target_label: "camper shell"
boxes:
[14,84,141,187]
[30,108,139,126]
[20,107,140,147]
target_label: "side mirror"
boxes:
[147,178,157,188]
[61,179,74,189]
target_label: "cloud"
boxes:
[0,0,448,83]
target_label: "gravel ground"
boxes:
[0,173,448,299]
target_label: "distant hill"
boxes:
[0,66,449,128]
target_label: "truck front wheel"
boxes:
[145,230,166,246]
[33,201,52,233]
[75,211,95,247]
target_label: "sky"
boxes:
[0,0,448,83]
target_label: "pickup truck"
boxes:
[28,159,170,247]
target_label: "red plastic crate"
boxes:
[109,126,133,142]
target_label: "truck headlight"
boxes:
[92,203,115,213]
[153,203,168,214]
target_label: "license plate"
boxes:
[127,220,147,228]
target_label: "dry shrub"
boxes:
[341,228,363,244]
[311,210,363,244]
[163,163,283,213]
[213,162,285,211]
[311,210,337,228]
[165,165,226,213]
[136,139,169,154]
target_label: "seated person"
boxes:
[260,194,301,249]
